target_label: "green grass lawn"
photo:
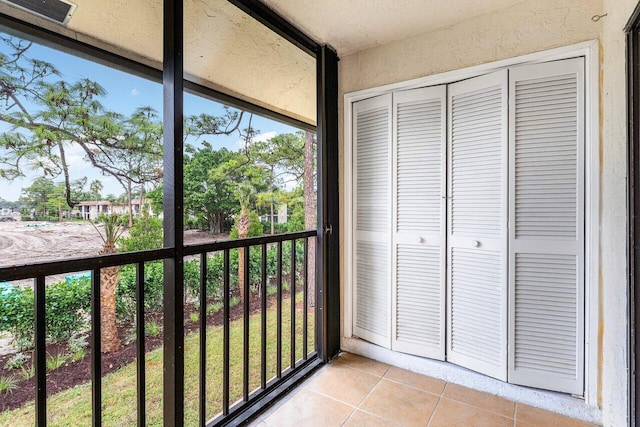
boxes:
[0,295,314,426]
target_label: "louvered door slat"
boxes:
[508,58,585,395]
[353,94,392,348]
[392,86,446,359]
[447,70,508,381]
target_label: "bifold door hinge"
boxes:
[324,224,333,235]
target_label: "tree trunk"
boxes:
[238,247,246,301]
[209,213,224,234]
[100,265,121,352]
[139,185,145,213]
[216,214,223,234]
[270,202,274,234]
[127,183,133,227]
[304,131,316,306]
[237,209,251,301]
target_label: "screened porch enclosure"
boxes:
[0,0,339,425]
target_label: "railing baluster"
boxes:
[290,240,296,369]
[199,253,207,426]
[276,241,282,378]
[243,246,250,402]
[0,230,319,426]
[91,267,102,427]
[303,238,308,360]
[223,249,230,416]
[34,276,46,427]
[260,243,267,390]
[136,263,145,427]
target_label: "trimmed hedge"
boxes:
[0,278,91,349]
[0,240,307,346]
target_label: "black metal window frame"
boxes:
[627,5,640,427]
[0,0,340,425]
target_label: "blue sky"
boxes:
[0,32,300,202]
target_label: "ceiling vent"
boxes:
[2,0,77,26]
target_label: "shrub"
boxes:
[20,365,34,380]
[117,256,226,321]
[117,261,164,319]
[119,211,163,252]
[70,348,85,363]
[0,278,90,349]
[0,286,34,349]
[287,205,305,232]
[261,221,289,234]
[189,312,199,323]
[5,352,29,370]
[0,376,17,395]
[68,332,88,362]
[46,352,67,371]
[183,259,201,299]
[207,302,222,315]
[115,237,306,320]
[184,216,207,231]
[68,332,88,353]
[145,321,161,338]
[46,278,91,342]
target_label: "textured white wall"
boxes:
[337,0,639,425]
[599,1,636,426]
[339,0,602,94]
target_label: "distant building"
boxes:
[260,204,288,224]
[278,204,288,224]
[74,199,153,220]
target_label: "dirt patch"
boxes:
[0,221,228,270]
[0,222,228,287]
[0,221,104,270]
[0,289,306,413]
[0,222,229,354]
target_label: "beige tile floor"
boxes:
[250,353,599,427]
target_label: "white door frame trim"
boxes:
[342,40,600,406]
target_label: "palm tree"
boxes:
[235,183,255,301]
[90,214,125,352]
[89,179,104,200]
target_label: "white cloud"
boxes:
[63,143,91,170]
[130,88,140,96]
[238,131,277,148]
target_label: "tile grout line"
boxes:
[340,361,391,378]
[306,387,359,409]
[513,403,518,427]
[341,366,388,426]
[339,406,358,426]
[355,408,403,426]
[436,394,515,421]
[444,384,518,420]
[426,381,448,427]
[382,376,448,396]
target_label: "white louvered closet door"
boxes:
[447,70,508,381]
[508,58,585,394]
[353,94,393,348]
[392,86,446,359]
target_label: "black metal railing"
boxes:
[0,230,319,426]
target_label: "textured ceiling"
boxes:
[67,0,317,125]
[0,0,530,124]
[0,0,317,125]
[261,0,527,55]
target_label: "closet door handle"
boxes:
[415,236,423,243]
[471,240,480,247]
